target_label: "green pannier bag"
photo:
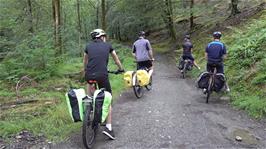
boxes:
[93,89,112,123]
[65,88,86,122]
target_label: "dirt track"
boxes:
[50,55,266,149]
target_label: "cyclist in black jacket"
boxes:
[83,29,124,140]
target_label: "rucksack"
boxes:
[65,88,86,122]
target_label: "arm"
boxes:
[83,53,88,70]
[147,40,154,60]
[111,51,123,70]
[205,52,208,60]
[222,44,227,60]
[132,44,137,60]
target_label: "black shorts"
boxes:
[85,74,112,94]
[207,62,224,74]
[182,55,194,62]
[137,60,153,70]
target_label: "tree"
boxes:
[231,0,240,16]
[190,0,194,30]
[163,0,176,40]
[101,0,106,30]
[27,0,34,33]
[52,0,62,55]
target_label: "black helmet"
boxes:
[213,31,222,39]
[138,31,145,37]
[90,29,106,39]
[184,34,190,39]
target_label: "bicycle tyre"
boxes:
[206,76,213,103]
[182,62,187,79]
[82,105,96,149]
[145,76,152,91]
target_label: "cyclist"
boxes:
[132,31,154,76]
[180,34,200,72]
[83,29,124,140]
[205,31,230,92]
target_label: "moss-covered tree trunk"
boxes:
[231,0,241,16]
[52,0,62,55]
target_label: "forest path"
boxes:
[52,54,266,149]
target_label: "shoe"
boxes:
[180,70,183,73]
[102,127,115,140]
[226,87,230,92]
[203,88,207,94]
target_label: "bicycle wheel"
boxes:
[82,105,96,149]
[145,76,152,91]
[182,62,187,79]
[206,77,213,103]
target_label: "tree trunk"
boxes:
[96,2,99,28]
[52,0,62,55]
[76,0,82,56]
[101,0,106,30]
[231,0,240,16]
[27,0,34,33]
[190,0,194,30]
[164,0,176,40]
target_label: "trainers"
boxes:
[102,127,115,140]
[203,88,207,94]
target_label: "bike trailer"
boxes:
[123,71,134,87]
[93,89,112,123]
[136,70,150,86]
[65,88,86,122]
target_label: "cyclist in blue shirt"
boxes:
[205,32,226,73]
[205,31,230,92]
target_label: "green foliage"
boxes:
[0,42,135,141]
[232,95,266,119]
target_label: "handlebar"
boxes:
[108,69,125,74]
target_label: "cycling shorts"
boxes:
[85,74,112,94]
[137,60,153,70]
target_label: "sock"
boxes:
[106,124,112,131]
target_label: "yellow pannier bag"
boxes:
[123,71,134,87]
[136,70,150,86]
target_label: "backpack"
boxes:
[93,89,112,123]
[65,88,86,122]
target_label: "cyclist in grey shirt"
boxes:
[132,31,154,76]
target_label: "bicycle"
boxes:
[132,61,153,98]
[181,59,193,79]
[132,68,152,98]
[205,66,217,103]
[82,70,123,149]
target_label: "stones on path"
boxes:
[235,136,242,142]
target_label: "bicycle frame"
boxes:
[206,67,217,103]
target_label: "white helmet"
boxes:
[90,29,106,39]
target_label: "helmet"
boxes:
[91,29,106,39]
[184,34,190,39]
[213,31,222,39]
[138,31,146,37]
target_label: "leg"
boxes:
[97,76,115,139]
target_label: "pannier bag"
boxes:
[178,56,184,70]
[213,73,226,92]
[93,89,112,123]
[65,88,86,122]
[136,70,150,86]
[197,72,210,89]
[123,71,134,87]
[197,72,226,92]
